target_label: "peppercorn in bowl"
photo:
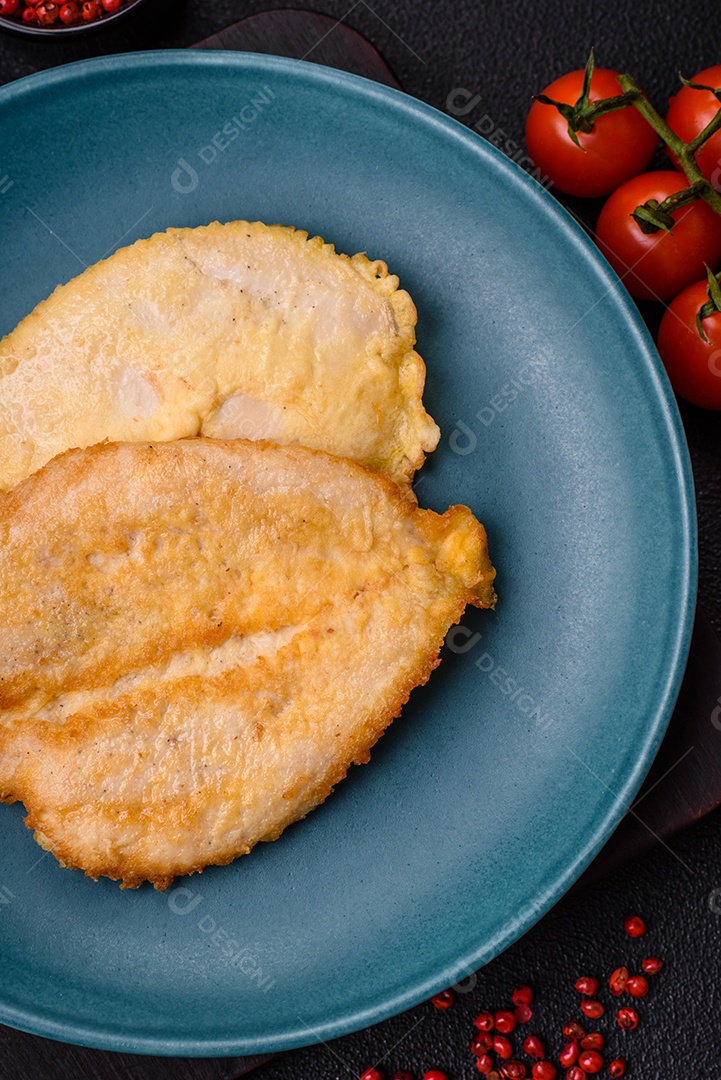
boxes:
[0,0,150,36]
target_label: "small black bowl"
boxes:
[0,0,151,39]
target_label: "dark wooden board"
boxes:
[578,606,721,886]
[192,8,401,88]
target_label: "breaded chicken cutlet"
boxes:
[0,439,495,889]
[0,220,439,492]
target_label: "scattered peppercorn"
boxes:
[459,946,654,1080]
[559,1042,579,1068]
[577,1049,603,1074]
[493,1034,513,1059]
[523,1035,546,1059]
[623,915,646,938]
[616,1007,639,1031]
[562,1021,585,1040]
[531,1064,557,1080]
[565,1068,585,1080]
[579,1033,604,1051]
[431,990,454,1010]
[495,1010,517,1034]
[580,999,604,1020]
[608,967,628,996]
[626,975,648,998]
[512,985,534,1007]
[474,1011,495,1032]
[514,1005,533,1024]
[471,1034,494,1056]
[502,1063,526,1080]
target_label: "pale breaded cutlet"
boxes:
[0,220,439,493]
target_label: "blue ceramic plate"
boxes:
[0,53,695,1055]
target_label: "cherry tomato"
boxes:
[0,0,20,14]
[657,277,721,408]
[525,67,657,197]
[666,65,721,188]
[595,170,721,300]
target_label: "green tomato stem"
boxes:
[535,51,645,150]
[616,72,721,218]
[687,106,721,155]
[696,265,721,341]
[632,181,708,234]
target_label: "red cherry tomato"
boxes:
[657,277,721,408]
[595,170,721,300]
[59,1,79,20]
[101,0,122,9]
[666,65,721,188]
[0,0,20,14]
[525,67,657,197]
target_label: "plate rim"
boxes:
[0,48,698,1057]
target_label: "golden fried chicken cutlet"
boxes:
[0,439,495,889]
[0,220,439,493]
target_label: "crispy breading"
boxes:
[0,220,439,492]
[0,439,495,889]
